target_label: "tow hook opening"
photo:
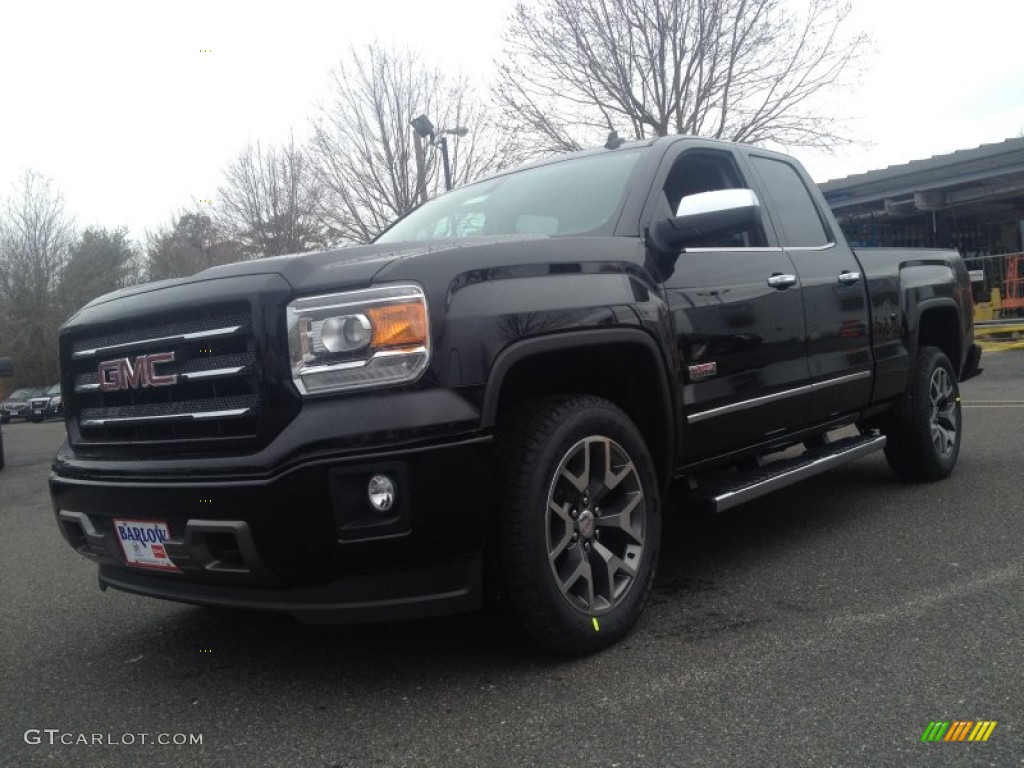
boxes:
[57,511,100,558]
[204,531,246,570]
[186,521,267,575]
[62,518,89,554]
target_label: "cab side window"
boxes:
[748,156,831,248]
[661,151,767,248]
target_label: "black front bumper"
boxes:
[95,555,482,624]
[50,433,493,623]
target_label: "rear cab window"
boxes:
[748,155,832,248]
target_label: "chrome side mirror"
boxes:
[676,188,760,218]
[648,188,762,253]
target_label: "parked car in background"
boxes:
[29,383,63,422]
[0,357,14,469]
[1,386,46,424]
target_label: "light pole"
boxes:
[435,125,468,192]
[410,114,468,196]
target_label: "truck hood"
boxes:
[79,236,545,312]
[205,235,544,293]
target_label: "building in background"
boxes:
[819,137,1024,316]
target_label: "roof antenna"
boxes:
[604,130,625,149]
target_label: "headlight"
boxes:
[286,284,430,395]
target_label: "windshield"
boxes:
[8,388,38,400]
[376,149,643,244]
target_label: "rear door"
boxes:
[745,152,872,422]
[642,142,812,462]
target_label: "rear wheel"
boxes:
[882,346,961,481]
[492,395,661,656]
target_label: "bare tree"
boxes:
[216,135,328,258]
[59,226,141,318]
[497,0,866,154]
[308,43,515,244]
[145,212,244,281]
[0,170,75,384]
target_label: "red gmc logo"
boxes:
[98,352,178,391]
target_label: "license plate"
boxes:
[113,519,179,571]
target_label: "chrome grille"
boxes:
[74,352,256,392]
[70,313,249,358]
[68,306,262,446]
[79,395,259,426]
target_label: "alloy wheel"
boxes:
[928,366,958,458]
[545,436,646,614]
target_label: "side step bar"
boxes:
[688,434,887,513]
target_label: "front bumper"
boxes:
[95,556,482,624]
[51,433,493,623]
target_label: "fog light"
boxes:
[367,474,396,513]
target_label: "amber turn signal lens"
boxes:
[368,302,428,349]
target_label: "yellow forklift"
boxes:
[972,253,1024,351]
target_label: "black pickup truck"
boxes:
[50,137,981,655]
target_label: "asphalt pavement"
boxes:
[2,351,1022,768]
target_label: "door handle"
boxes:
[837,270,861,284]
[767,273,798,289]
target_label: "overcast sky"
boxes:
[1,0,1022,244]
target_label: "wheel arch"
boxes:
[912,298,962,372]
[481,329,676,487]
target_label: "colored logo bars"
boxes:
[921,721,997,742]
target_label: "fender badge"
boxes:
[688,362,718,381]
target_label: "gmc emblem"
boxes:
[98,352,178,391]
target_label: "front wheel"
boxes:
[492,396,661,656]
[882,346,962,481]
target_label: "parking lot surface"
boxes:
[2,351,1021,767]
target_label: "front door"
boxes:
[647,146,811,463]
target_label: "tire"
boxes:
[882,346,962,481]
[491,395,662,656]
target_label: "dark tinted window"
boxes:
[750,156,830,247]
[660,150,766,248]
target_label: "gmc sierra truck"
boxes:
[50,137,981,655]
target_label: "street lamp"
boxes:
[410,114,468,194]
[410,114,435,139]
